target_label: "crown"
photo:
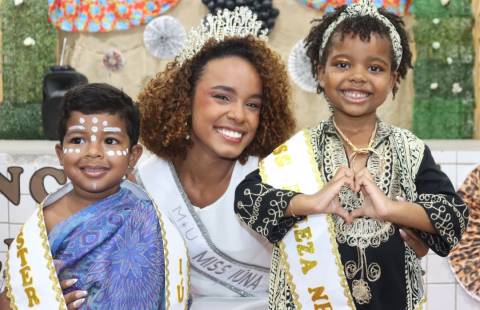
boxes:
[176,6,268,65]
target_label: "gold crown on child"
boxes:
[319,0,403,70]
[176,6,268,65]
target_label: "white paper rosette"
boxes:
[144,15,186,60]
[288,39,317,93]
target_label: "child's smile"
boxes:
[318,33,396,120]
[56,112,135,201]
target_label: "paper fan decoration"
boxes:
[48,0,181,32]
[144,15,186,59]
[448,166,480,301]
[288,40,317,93]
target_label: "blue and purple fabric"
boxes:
[48,185,165,309]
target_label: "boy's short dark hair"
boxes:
[57,83,140,146]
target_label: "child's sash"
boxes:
[137,157,270,297]
[260,130,356,310]
[5,181,189,310]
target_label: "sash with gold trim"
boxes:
[137,157,270,297]
[260,129,356,310]
[5,181,189,310]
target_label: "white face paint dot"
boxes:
[107,150,115,156]
[116,150,122,156]
[102,121,108,126]
[63,149,67,154]
[92,126,98,133]
[79,118,85,124]
[68,148,74,153]
[75,149,80,153]
[91,135,97,142]
[92,117,98,124]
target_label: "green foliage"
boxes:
[412,0,474,139]
[414,0,472,17]
[0,103,44,139]
[1,0,56,104]
[414,60,474,100]
[413,98,474,139]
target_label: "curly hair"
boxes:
[304,5,413,96]
[138,36,295,162]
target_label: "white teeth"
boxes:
[84,168,104,173]
[343,90,369,99]
[217,128,242,139]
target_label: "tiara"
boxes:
[176,6,268,65]
[319,0,403,70]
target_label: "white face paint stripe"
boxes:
[91,135,97,142]
[103,127,122,133]
[63,148,67,154]
[67,125,86,132]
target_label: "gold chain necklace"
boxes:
[332,118,379,170]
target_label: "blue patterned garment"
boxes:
[48,186,165,310]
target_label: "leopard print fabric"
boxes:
[448,165,480,300]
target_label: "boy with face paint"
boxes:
[1,83,188,310]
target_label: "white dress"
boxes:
[137,155,272,310]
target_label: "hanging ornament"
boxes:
[432,41,441,49]
[430,83,439,90]
[201,0,280,33]
[144,15,186,59]
[440,0,450,6]
[103,50,125,72]
[288,40,317,93]
[14,0,24,6]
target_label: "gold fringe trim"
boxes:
[37,203,68,310]
[279,241,302,310]
[5,231,19,310]
[304,129,356,309]
[150,193,190,310]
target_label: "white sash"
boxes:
[137,157,269,297]
[5,181,189,310]
[260,130,356,310]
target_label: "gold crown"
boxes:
[177,6,268,65]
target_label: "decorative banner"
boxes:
[48,0,181,32]
[297,0,412,15]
